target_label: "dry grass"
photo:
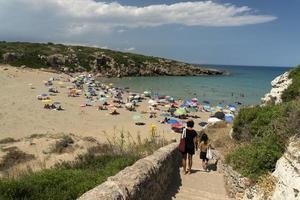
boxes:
[50,135,75,154]
[0,137,19,144]
[257,173,278,197]
[204,123,236,157]
[0,147,35,171]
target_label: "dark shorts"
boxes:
[200,151,208,161]
[182,147,195,156]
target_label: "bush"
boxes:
[0,133,167,200]
[282,65,300,102]
[0,154,138,200]
[51,135,74,154]
[0,137,18,144]
[0,148,35,171]
[226,134,284,180]
[228,99,300,181]
[232,105,284,141]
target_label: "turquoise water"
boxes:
[107,65,291,106]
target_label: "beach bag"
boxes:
[206,147,213,160]
[178,128,186,153]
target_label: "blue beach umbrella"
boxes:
[167,119,179,124]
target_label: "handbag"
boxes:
[206,147,213,160]
[178,128,186,153]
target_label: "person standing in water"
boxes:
[181,120,197,174]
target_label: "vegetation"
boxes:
[282,65,300,102]
[51,135,74,154]
[0,132,168,200]
[227,65,300,181]
[0,147,35,171]
[0,137,18,144]
[0,41,164,70]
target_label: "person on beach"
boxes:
[181,120,197,174]
[199,133,211,171]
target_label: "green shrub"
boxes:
[282,65,300,102]
[226,134,284,180]
[229,99,300,181]
[0,154,138,200]
[232,105,284,141]
[0,132,167,200]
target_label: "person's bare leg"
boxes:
[202,160,206,170]
[182,154,187,174]
[188,154,193,173]
[205,161,208,171]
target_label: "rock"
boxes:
[63,67,69,72]
[261,72,292,105]
[46,54,65,68]
[2,52,18,63]
[243,136,300,200]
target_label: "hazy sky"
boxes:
[0,0,299,67]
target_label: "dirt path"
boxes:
[165,151,229,200]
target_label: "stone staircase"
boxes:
[166,152,229,200]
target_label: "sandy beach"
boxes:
[0,65,211,142]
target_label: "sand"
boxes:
[0,65,210,142]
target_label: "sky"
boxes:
[0,0,299,67]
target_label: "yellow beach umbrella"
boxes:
[42,99,52,104]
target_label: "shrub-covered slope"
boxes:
[226,65,300,180]
[0,41,223,77]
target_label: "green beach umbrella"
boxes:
[160,113,170,117]
[174,108,187,116]
[132,114,143,122]
[187,107,198,113]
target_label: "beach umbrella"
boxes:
[191,98,198,102]
[169,107,177,113]
[42,99,52,104]
[99,97,107,104]
[148,99,156,104]
[167,119,179,124]
[199,122,208,127]
[208,117,221,124]
[225,114,234,123]
[214,112,225,120]
[144,91,151,97]
[203,104,211,111]
[187,107,198,113]
[132,114,143,122]
[160,113,170,117]
[216,104,223,110]
[168,97,175,103]
[203,100,210,105]
[228,106,237,112]
[172,123,183,129]
[174,108,187,116]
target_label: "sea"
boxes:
[106,65,291,106]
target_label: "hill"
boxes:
[0,41,223,77]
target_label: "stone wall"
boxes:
[214,151,250,200]
[78,143,181,200]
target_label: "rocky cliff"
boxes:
[0,42,224,77]
[261,72,292,105]
[243,136,300,200]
